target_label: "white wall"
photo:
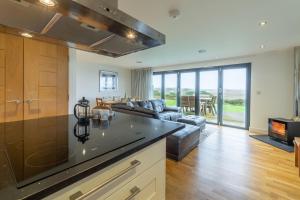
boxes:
[153,48,295,132]
[69,49,131,111]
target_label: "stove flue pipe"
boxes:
[294,47,300,117]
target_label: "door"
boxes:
[199,70,219,123]
[24,39,68,120]
[197,65,250,129]
[180,72,196,115]
[164,73,178,107]
[0,33,24,122]
[0,33,5,123]
[222,68,248,128]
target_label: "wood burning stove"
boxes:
[268,118,300,145]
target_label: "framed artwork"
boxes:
[99,70,118,91]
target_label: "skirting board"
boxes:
[249,127,268,135]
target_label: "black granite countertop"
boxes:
[0,113,184,200]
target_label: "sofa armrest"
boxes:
[164,106,182,113]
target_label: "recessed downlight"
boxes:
[20,32,33,38]
[259,21,267,27]
[198,49,207,54]
[127,31,136,39]
[39,0,56,7]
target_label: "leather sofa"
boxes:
[113,99,205,161]
[112,99,182,122]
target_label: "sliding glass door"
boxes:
[164,73,178,106]
[222,68,247,127]
[180,72,196,115]
[199,70,219,123]
[153,63,250,129]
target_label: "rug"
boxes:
[250,135,294,152]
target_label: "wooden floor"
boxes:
[166,125,300,200]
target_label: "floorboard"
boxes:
[166,125,300,200]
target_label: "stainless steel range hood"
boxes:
[0,0,166,57]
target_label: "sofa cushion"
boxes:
[168,112,182,122]
[134,107,156,115]
[150,99,165,113]
[157,111,181,121]
[132,101,141,107]
[164,106,181,113]
[177,115,206,126]
[158,112,172,120]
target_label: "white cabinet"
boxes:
[103,160,165,200]
[45,139,166,200]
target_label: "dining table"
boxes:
[93,100,122,109]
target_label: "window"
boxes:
[99,71,118,91]
[152,74,162,99]
[164,73,178,106]
[152,63,250,129]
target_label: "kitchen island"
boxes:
[0,113,184,200]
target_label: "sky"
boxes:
[153,68,246,90]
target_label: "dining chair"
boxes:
[181,96,189,112]
[207,96,217,115]
[189,96,195,112]
[96,98,103,106]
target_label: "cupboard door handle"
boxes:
[125,186,141,200]
[70,160,141,200]
[25,99,39,104]
[7,99,22,104]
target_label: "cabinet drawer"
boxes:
[45,139,166,200]
[102,159,165,200]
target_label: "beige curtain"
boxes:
[131,68,153,100]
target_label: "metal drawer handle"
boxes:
[125,186,141,200]
[70,160,141,200]
[7,99,22,104]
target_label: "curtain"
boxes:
[131,68,153,100]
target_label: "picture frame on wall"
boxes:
[99,70,118,92]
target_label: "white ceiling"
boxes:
[78,0,300,68]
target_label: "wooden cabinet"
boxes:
[0,32,69,122]
[0,33,5,123]
[45,139,166,200]
[0,33,23,122]
[24,39,69,119]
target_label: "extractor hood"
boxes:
[0,0,166,57]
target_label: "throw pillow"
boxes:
[144,101,154,110]
[126,101,134,108]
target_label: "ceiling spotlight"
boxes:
[259,21,267,27]
[169,9,180,20]
[39,0,56,7]
[127,31,136,39]
[260,44,265,49]
[20,32,33,38]
[198,49,207,54]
